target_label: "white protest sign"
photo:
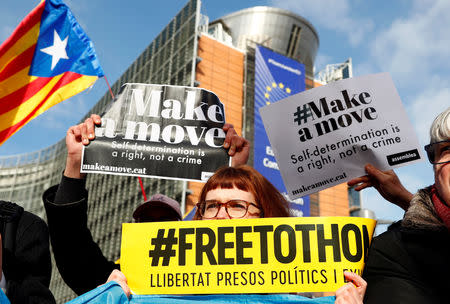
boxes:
[260,73,424,199]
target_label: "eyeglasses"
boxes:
[196,199,262,219]
[424,140,450,164]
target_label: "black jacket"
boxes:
[363,187,450,304]
[0,201,55,304]
[42,177,119,296]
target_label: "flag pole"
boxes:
[103,75,115,101]
[103,76,147,202]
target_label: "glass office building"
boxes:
[1,1,201,302]
[0,1,353,302]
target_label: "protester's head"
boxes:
[429,107,450,144]
[194,165,290,220]
[132,194,182,222]
[424,107,450,204]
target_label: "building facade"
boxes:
[0,1,353,302]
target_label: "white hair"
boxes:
[429,107,450,143]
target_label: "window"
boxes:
[286,24,301,58]
[348,187,361,209]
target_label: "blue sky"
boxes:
[1,0,449,232]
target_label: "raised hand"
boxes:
[335,271,367,304]
[64,114,102,179]
[105,269,130,298]
[347,164,413,211]
[222,123,250,167]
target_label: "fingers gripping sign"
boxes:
[106,269,131,299]
[222,123,250,167]
[335,271,367,304]
[64,114,102,179]
[347,163,413,210]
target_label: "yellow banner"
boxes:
[120,217,376,295]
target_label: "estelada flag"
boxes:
[0,0,104,146]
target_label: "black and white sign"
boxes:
[81,84,230,181]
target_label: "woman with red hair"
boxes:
[193,165,290,220]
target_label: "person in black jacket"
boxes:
[43,114,250,296]
[348,107,450,304]
[43,184,181,295]
[0,200,55,304]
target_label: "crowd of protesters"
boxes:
[44,112,365,303]
[1,107,449,303]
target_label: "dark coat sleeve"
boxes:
[362,223,442,304]
[4,212,56,304]
[43,183,119,296]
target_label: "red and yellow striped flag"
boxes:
[0,0,104,146]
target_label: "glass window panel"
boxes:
[155,35,160,50]
[179,46,186,65]
[168,20,174,38]
[177,69,184,85]
[189,15,196,31]
[171,55,178,74]
[176,12,182,29]
[183,5,190,21]
[161,27,167,46]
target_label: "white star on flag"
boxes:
[40,30,69,70]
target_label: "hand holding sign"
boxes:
[64,114,102,179]
[106,269,130,299]
[223,123,250,167]
[335,271,367,304]
[63,84,250,181]
[260,73,424,199]
[348,164,413,211]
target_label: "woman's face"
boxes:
[203,186,261,219]
[435,161,450,205]
[433,137,450,204]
